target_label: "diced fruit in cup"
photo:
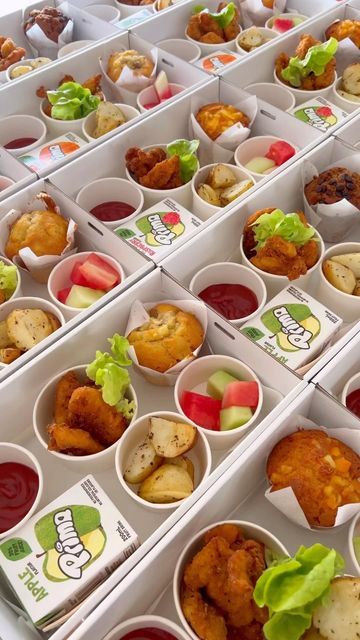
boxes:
[57,287,71,305]
[65,285,106,309]
[265,141,295,166]
[220,406,253,430]
[207,370,239,400]
[78,253,120,291]
[222,381,259,409]
[245,157,276,174]
[70,261,91,287]
[143,102,160,110]
[273,17,294,32]
[180,390,221,430]
[155,70,171,102]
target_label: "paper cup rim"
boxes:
[57,40,95,58]
[191,163,255,213]
[341,372,360,407]
[0,442,43,539]
[320,242,360,301]
[115,410,212,511]
[136,83,185,110]
[240,230,325,281]
[174,354,263,439]
[82,103,141,141]
[102,616,191,640]
[5,58,41,81]
[47,250,125,309]
[244,82,296,110]
[0,255,21,302]
[33,364,138,462]
[157,38,202,62]
[85,4,121,21]
[0,295,65,326]
[234,136,298,177]
[273,68,337,95]
[265,13,308,29]
[333,76,360,107]
[236,27,277,54]
[173,519,289,640]
[348,512,360,574]
[0,114,47,154]
[76,178,144,226]
[189,261,267,324]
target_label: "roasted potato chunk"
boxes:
[0,321,12,349]
[138,463,194,503]
[6,308,54,351]
[197,183,221,206]
[149,417,197,457]
[207,164,237,189]
[124,436,163,484]
[322,259,356,294]
[0,347,22,364]
[331,253,360,278]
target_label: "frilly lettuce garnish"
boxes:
[193,2,236,28]
[281,37,338,88]
[167,138,200,184]
[47,82,100,121]
[86,334,135,418]
[254,543,345,640]
[250,209,316,250]
[0,261,17,300]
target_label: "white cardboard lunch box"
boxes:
[0,146,36,202]
[313,329,360,402]
[0,267,305,640]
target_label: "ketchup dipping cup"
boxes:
[174,354,263,450]
[103,615,192,640]
[173,520,288,640]
[0,176,16,192]
[191,163,254,221]
[0,443,43,540]
[157,38,201,63]
[48,250,125,321]
[0,115,46,158]
[76,178,144,230]
[137,83,185,113]
[340,372,360,418]
[234,136,298,182]
[316,242,360,323]
[273,69,337,106]
[82,103,140,142]
[33,364,138,472]
[348,512,360,575]
[244,82,295,112]
[189,262,266,327]
[115,411,211,512]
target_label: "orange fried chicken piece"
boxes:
[199,32,225,44]
[139,154,182,189]
[48,423,105,455]
[295,34,320,59]
[238,539,266,583]
[181,587,227,640]
[68,386,127,446]
[54,370,82,424]
[251,235,308,279]
[204,523,242,546]
[199,12,224,38]
[125,147,167,180]
[298,238,319,269]
[82,74,102,95]
[58,74,75,86]
[187,14,204,41]
[0,38,26,71]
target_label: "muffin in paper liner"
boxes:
[24,17,73,59]
[302,159,360,243]
[190,95,257,165]
[265,416,360,529]
[325,22,360,76]
[239,0,286,28]
[99,48,158,108]
[125,298,208,386]
[0,192,77,284]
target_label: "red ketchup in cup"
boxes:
[198,283,258,320]
[4,137,38,149]
[120,629,178,640]
[346,389,360,419]
[90,201,136,222]
[0,462,39,533]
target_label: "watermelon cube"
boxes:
[78,253,120,291]
[265,141,296,166]
[222,381,259,409]
[57,287,71,304]
[180,390,221,430]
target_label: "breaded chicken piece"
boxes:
[187,14,204,41]
[125,147,167,180]
[298,238,319,269]
[68,386,127,446]
[139,154,182,189]
[199,12,224,38]
[82,74,102,95]
[251,236,308,279]
[295,33,319,59]
[54,370,82,424]
[204,523,241,546]
[181,587,227,640]
[48,423,105,455]
[275,35,336,90]
[326,19,360,48]
[199,32,225,44]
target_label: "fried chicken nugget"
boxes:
[204,523,241,546]
[181,587,227,640]
[126,147,167,180]
[295,33,320,59]
[139,154,182,189]
[48,423,105,455]
[54,370,82,424]
[199,12,224,38]
[218,2,240,41]
[187,14,204,41]
[82,74,102,95]
[199,32,225,44]
[68,386,127,446]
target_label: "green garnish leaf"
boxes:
[0,260,17,301]
[116,398,136,421]
[193,2,236,28]
[250,209,316,250]
[86,334,133,412]
[167,138,199,184]
[47,82,100,121]
[281,37,338,88]
[193,4,205,13]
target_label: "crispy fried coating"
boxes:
[0,37,26,71]
[48,423,105,455]
[199,32,225,44]
[325,19,360,48]
[181,587,227,640]
[54,371,82,424]
[204,523,241,545]
[125,147,167,180]
[187,14,204,41]
[275,34,336,90]
[186,2,239,44]
[139,155,182,189]
[199,13,224,38]
[68,386,127,446]
[267,429,360,527]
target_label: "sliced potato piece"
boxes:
[124,436,162,484]
[342,63,360,96]
[207,164,236,189]
[0,320,12,349]
[220,180,253,205]
[6,308,53,351]
[93,102,126,139]
[0,347,22,364]
[149,417,197,457]
[322,259,356,294]
[197,183,221,206]
[45,312,61,333]
[312,577,360,640]
[354,279,360,297]
[331,253,360,278]
[163,455,195,482]
[239,27,264,51]
[138,464,194,503]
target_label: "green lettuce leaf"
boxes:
[167,138,199,184]
[0,261,17,300]
[281,37,338,88]
[86,334,133,413]
[192,2,236,28]
[250,209,316,250]
[254,544,345,640]
[47,82,100,121]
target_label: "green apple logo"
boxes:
[261,304,320,352]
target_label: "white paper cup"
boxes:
[173,520,288,640]
[273,69,337,106]
[158,38,201,63]
[245,81,295,112]
[137,83,185,113]
[58,40,95,58]
[82,103,140,141]
[185,28,240,56]
[40,98,88,136]
[348,512,360,575]
[0,176,15,192]
[76,178,144,229]
[114,0,146,17]
[265,13,307,32]
[33,364,138,472]
[341,372,360,410]
[174,354,263,450]
[115,410,212,512]
[240,231,324,299]
[0,443,43,540]
[47,251,125,320]
[191,163,254,220]
[85,3,120,22]
[332,76,360,114]
[0,255,22,302]
[189,262,266,326]
[6,58,47,82]
[317,242,360,323]
[236,27,277,55]
[234,135,298,182]
[103,616,191,640]
[0,115,46,157]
